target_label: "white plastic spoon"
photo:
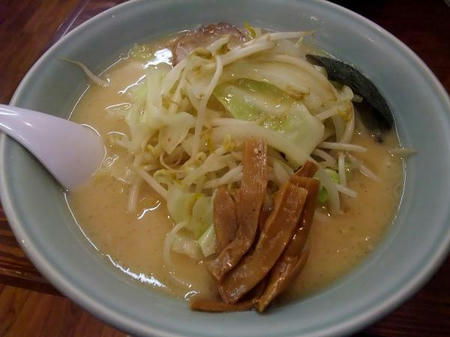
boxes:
[0,104,104,190]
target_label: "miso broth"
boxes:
[68,34,403,304]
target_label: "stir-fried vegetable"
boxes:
[317,168,339,204]
[214,79,324,165]
[87,24,373,264]
[65,22,411,313]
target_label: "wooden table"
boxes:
[0,0,449,336]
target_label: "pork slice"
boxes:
[170,23,246,64]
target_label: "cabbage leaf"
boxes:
[214,79,324,166]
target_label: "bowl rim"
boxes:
[1,0,450,336]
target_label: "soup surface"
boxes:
[68,35,403,303]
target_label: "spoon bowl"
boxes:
[0,104,104,190]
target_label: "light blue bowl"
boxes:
[1,1,449,336]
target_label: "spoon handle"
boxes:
[0,104,104,190]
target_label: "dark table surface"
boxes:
[0,0,449,336]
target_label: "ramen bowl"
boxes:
[1,0,449,336]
